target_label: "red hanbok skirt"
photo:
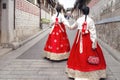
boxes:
[66,30,106,79]
[44,23,70,60]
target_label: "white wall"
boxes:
[41,9,50,20]
[1,0,14,44]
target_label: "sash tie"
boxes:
[76,21,88,54]
[50,18,64,34]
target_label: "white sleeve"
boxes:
[70,18,80,30]
[70,22,78,30]
[89,20,97,43]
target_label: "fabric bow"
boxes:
[82,21,87,33]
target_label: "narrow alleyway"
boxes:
[0,25,120,80]
[0,0,120,80]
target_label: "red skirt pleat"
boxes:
[67,30,106,72]
[44,23,70,54]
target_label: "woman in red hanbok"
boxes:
[44,5,70,61]
[66,6,106,80]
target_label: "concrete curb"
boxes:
[98,39,120,62]
[11,27,50,50]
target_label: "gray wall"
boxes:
[90,0,120,52]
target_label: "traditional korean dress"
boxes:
[44,13,70,60]
[66,15,106,80]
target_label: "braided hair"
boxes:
[56,4,62,17]
[81,5,90,21]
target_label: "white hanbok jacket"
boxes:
[71,15,97,52]
[50,13,70,27]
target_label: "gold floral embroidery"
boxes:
[66,68,106,80]
[44,51,69,60]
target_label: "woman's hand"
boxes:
[68,26,72,30]
[92,42,97,50]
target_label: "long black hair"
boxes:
[81,5,90,21]
[56,4,62,17]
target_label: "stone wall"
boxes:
[41,4,50,20]
[90,0,120,52]
[0,0,1,30]
[100,0,120,20]
[41,9,50,19]
[15,0,40,42]
[96,22,120,51]
[89,0,118,21]
[0,0,1,44]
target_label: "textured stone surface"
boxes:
[90,0,120,52]
[15,0,40,42]
[96,22,120,52]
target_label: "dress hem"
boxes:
[44,51,69,60]
[66,67,106,80]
